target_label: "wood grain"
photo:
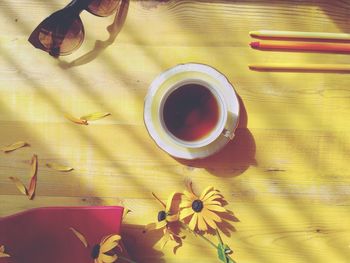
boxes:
[1,0,350,262]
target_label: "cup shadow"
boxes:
[58,0,129,69]
[177,95,257,178]
[122,224,165,263]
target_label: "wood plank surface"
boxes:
[1,0,350,262]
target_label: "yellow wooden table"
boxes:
[1,0,350,262]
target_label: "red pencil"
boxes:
[250,40,350,52]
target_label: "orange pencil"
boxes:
[250,40,350,52]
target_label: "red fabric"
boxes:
[0,206,124,263]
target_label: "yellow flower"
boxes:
[70,227,121,263]
[145,192,184,253]
[179,184,228,232]
[0,245,10,258]
[145,192,181,232]
[91,234,121,263]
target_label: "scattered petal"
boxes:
[80,112,111,121]
[27,154,38,200]
[1,141,29,153]
[46,162,74,172]
[70,227,88,247]
[9,176,27,196]
[64,113,88,125]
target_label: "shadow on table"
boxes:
[122,224,165,263]
[58,0,129,69]
[177,95,257,178]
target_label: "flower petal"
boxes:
[202,190,222,202]
[9,177,27,196]
[197,213,208,231]
[27,154,38,200]
[64,113,88,125]
[203,214,218,229]
[183,190,197,201]
[179,207,194,220]
[179,199,192,209]
[199,186,215,200]
[166,214,178,222]
[46,163,74,172]
[69,227,88,247]
[100,234,121,253]
[1,141,29,153]
[206,204,227,212]
[204,209,222,223]
[80,112,111,121]
[203,194,224,203]
[203,199,222,206]
[188,213,198,231]
[99,253,118,263]
[165,192,181,214]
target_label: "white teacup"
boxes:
[144,63,239,159]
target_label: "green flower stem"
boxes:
[196,231,218,249]
[119,255,138,263]
[180,222,217,249]
[181,223,237,263]
[216,229,224,244]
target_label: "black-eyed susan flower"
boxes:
[179,183,228,232]
[0,245,10,258]
[145,192,185,252]
[145,192,181,232]
[91,234,121,263]
[70,227,122,263]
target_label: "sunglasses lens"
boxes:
[87,0,121,17]
[29,13,84,57]
[39,17,84,56]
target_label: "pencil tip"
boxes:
[250,41,260,48]
[249,31,257,37]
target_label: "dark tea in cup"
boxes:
[159,80,226,148]
[162,83,220,142]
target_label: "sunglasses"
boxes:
[28,0,122,57]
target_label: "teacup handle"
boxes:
[222,128,235,140]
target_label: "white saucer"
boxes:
[144,63,240,159]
